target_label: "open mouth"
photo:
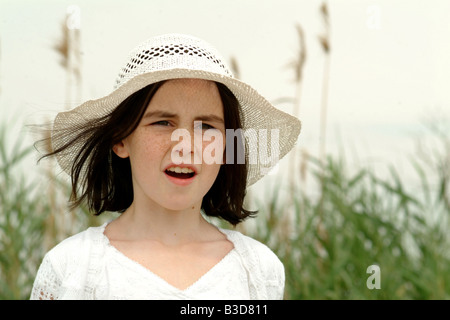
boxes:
[165,167,196,179]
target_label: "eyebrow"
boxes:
[143,110,224,123]
[143,110,177,119]
[196,114,224,124]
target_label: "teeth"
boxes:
[166,167,194,174]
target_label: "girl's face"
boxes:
[113,79,225,212]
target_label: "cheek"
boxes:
[146,138,169,156]
[127,132,171,167]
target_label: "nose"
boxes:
[170,127,203,165]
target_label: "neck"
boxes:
[112,199,209,246]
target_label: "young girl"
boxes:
[31,33,301,300]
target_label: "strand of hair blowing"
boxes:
[70,83,163,214]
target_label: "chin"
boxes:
[160,198,200,212]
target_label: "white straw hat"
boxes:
[52,33,301,186]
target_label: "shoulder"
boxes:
[48,224,105,254]
[32,224,108,299]
[44,224,107,272]
[221,229,285,299]
[221,228,284,276]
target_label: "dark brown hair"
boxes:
[39,80,256,226]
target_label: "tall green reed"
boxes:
[244,137,450,299]
[0,126,49,299]
[0,124,111,299]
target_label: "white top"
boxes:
[30,223,285,300]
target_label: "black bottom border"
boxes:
[16,299,443,318]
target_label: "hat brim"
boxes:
[52,68,301,186]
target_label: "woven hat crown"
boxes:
[115,34,233,89]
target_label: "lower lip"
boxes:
[164,172,196,186]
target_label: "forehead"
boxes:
[147,78,223,115]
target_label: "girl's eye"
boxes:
[152,120,170,126]
[202,123,215,130]
[195,122,215,130]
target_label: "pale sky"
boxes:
[1,0,449,192]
